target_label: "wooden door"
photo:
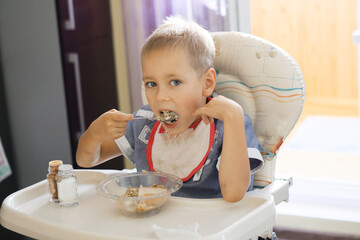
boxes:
[56,0,123,169]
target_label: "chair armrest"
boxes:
[255,177,293,205]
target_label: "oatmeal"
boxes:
[122,184,168,212]
[157,111,178,124]
[124,184,166,197]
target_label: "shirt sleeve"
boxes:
[215,113,263,173]
[114,105,156,166]
[114,115,136,165]
[244,113,264,173]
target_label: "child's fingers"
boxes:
[193,106,207,117]
[193,107,214,124]
[110,111,134,122]
[201,114,210,124]
[202,115,214,124]
[106,125,127,139]
[114,121,131,128]
[209,116,214,123]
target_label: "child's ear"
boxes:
[202,68,216,97]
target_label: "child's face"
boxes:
[142,48,207,135]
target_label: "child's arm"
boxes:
[194,95,250,202]
[76,109,134,168]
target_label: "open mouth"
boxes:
[157,111,178,124]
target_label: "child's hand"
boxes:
[89,109,134,142]
[193,95,243,124]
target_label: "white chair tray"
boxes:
[0,170,276,240]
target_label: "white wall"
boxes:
[0,0,72,188]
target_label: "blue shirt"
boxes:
[115,104,263,198]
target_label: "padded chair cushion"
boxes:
[212,32,305,187]
[215,72,257,123]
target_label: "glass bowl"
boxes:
[97,172,183,217]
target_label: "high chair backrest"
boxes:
[212,32,305,188]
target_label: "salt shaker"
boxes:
[47,160,63,202]
[57,164,79,207]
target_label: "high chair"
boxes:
[140,32,305,239]
[0,32,304,240]
[212,32,305,239]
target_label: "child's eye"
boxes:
[170,79,181,86]
[145,81,157,88]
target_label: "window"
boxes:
[250,0,359,181]
[250,0,360,234]
[120,0,251,111]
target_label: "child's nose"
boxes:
[156,86,170,101]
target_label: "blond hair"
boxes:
[141,16,215,76]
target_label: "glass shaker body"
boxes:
[57,164,79,207]
[47,160,63,202]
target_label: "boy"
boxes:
[76,16,263,202]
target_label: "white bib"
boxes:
[147,120,215,181]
